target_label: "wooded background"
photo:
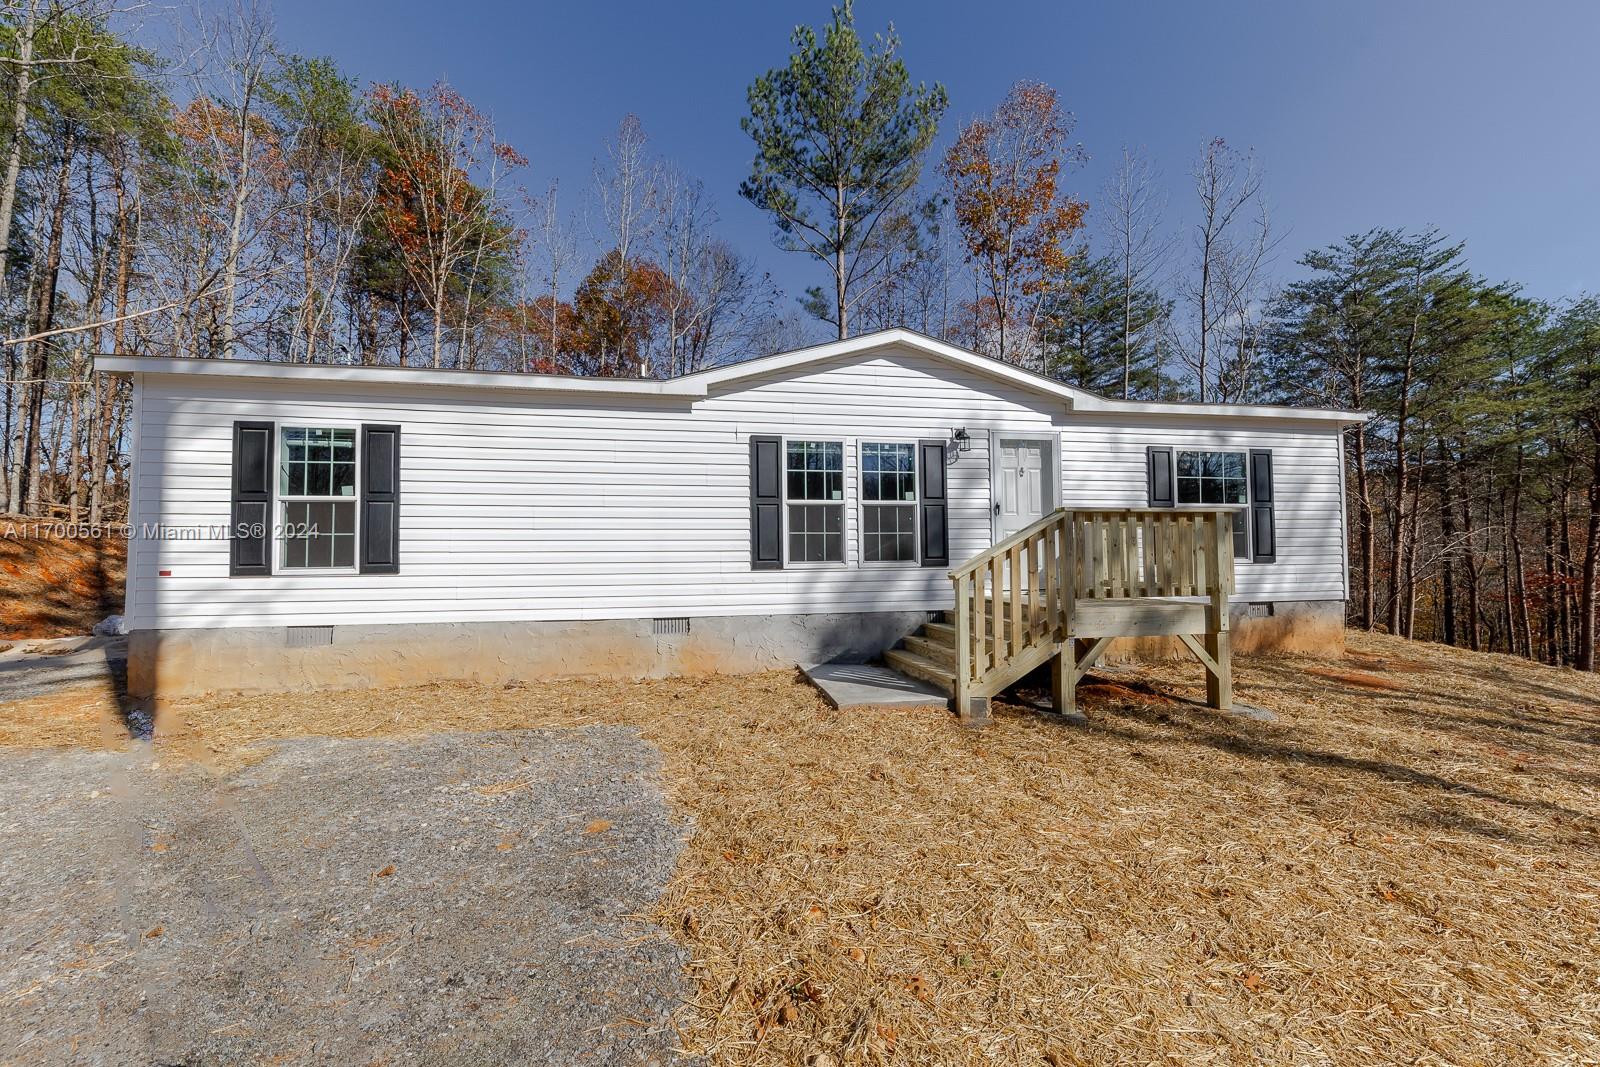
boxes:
[1,0,1594,669]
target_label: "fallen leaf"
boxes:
[584,819,612,835]
[1241,972,1263,992]
[804,905,825,922]
[876,1022,898,1049]
[144,925,164,939]
[721,849,737,862]
[848,947,866,964]
[905,974,930,1000]
[375,864,396,878]
[495,839,515,852]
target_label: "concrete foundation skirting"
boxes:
[1102,600,1346,661]
[127,600,1346,704]
[126,611,939,703]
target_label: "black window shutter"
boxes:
[918,439,949,567]
[230,421,273,577]
[1147,446,1174,508]
[750,435,782,570]
[360,424,401,574]
[1249,448,1276,563]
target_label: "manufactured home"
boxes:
[99,329,1365,718]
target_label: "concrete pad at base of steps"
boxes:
[802,661,950,709]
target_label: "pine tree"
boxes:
[740,1,946,339]
[1041,253,1168,397]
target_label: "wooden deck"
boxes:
[884,508,1237,727]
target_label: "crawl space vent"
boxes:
[286,625,335,648]
[651,617,690,637]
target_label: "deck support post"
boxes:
[1051,638,1075,717]
[1205,510,1234,712]
[958,693,990,728]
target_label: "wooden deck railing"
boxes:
[947,507,1237,721]
[1068,508,1236,600]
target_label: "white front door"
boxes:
[996,438,1048,541]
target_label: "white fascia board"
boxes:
[682,328,1089,408]
[93,354,707,398]
[95,339,1371,425]
[684,329,1367,425]
[1070,393,1372,425]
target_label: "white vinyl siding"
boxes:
[126,344,1347,629]
[1060,418,1346,602]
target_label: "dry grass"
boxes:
[0,683,129,749]
[10,630,1600,1064]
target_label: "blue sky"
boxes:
[267,0,1599,313]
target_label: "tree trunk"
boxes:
[1352,427,1375,630]
[1579,435,1600,672]
[20,125,75,515]
[1458,441,1482,651]
[831,178,851,340]
[1543,508,1558,665]
[91,161,134,525]
[1401,461,1422,639]
[1438,440,1458,647]
[220,72,259,360]
[1499,492,1516,656]
[1510,479,1534,659]
[0,0,39,298]
[1559,477,1575,665]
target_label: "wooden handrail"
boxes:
[947,508,1237,717]
[948,507,1070,582]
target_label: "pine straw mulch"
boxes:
[0,514,125,638]
[10,630,1600,1065]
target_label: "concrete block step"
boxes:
[883,648,955,695]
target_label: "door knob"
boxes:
[993,501,1001,515]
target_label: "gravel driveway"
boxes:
[0,729,691,1066]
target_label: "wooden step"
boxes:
[883,648,955,694]
[923,620,958,643]
[901,633,956,668]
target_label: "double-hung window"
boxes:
[1176,449,1249,559]
[279,426,358,569]
[860,442,917,563]
[786,440,844,563]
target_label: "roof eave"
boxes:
[92,354,707,398]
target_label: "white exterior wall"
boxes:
[127,344,1347,630]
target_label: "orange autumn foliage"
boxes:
[943,81,1087,363]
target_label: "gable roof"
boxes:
[95,327,1368,424]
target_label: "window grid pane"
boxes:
[787,503,843,563]
[787,440,844,501]
[281,500,357,571]
[280,426,359,570]
[861,443,916,503]
[863,503,916,562]
[281,427,357,499]
[1176,450,1251,560]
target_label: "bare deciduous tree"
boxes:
[1100,146,1170,398]
[1179,138,1272,402]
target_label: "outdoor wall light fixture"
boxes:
[952,428,973,453]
